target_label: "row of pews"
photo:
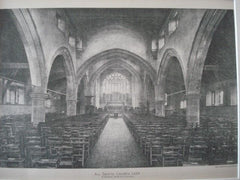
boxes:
[0,113,108,168]
[123,113,237,167]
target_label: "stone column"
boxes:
[31,87,46,127]
[84,82,94,105]
[66,81,78,116]
[131,76,136,108]
[79,100,85,114]
[186,92,200,127]
[85,96,93,106]
[95,80,99,108]
[25,78,32,105]
[154,84,165,117]
[0,78,3,104]
[66,99,77,116]
[155,100,165,117]
[141,72,147,107]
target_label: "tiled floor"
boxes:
[86,117,149,168]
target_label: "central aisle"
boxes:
[86,117,149,168]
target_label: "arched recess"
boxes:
[186,9,226,126]
[2,9,46,126]
[77,48,157,84]
[47,47,77,116]
[87,60,143,109]
[156,48,186,117]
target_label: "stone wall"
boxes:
[29,9,77,80]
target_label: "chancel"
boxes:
[0,8,237,168]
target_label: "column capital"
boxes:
[66,99,77,102]
[155,100,165,103]
[186,90,200,95]
[31,92,47,99]
[31,86,47,99]
[186,91,201,98]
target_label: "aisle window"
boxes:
[206,91,211,106]
[206,90,224,106]
[215,90,224,106]
[180,99,186,109]
[4,86,25,105]
[230,85,237,105]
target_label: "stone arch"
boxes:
[187,9,226,94]
[81,59,143,109]
[185,10,226,126]
[9,9,46,126]
[10,9,46,88]
[157,48,186,88]
[155,48,186,117]
[88,59,142,88]
[77,48,157,85]
[48,47,77,116]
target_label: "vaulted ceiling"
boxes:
[65,8,170,38]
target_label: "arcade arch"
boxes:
[156,48,186,118]
[47,47,77,116]
[186,9,227,125]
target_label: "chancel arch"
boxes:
[77,59,143,113]
[76,48,156,114]
[77,48,157,84]
[88,60,143,102]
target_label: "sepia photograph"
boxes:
[0,0,239,179]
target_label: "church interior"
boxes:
[0,8,237,168]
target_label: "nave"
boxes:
[0,112,237,168]
[86,117,148,168]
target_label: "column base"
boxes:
[31,88,46,127]
[186,116,200,128]
[155,100,165,117]
[66,99,77,116]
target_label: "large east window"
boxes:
[102,73,130,103]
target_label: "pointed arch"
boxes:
[77,48,157,84]
[157,48,186,89]
[10,9,46,88]
[187,9,226,94]
[48,47,77,100]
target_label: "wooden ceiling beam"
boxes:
[1,63,29,69]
